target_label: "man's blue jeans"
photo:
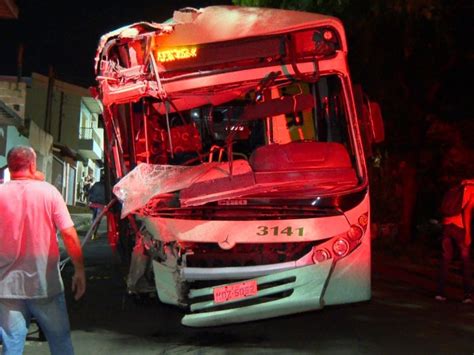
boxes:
[0,292,74,355]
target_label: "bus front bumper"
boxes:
[182,260,333,327]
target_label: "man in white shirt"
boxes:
[0,146,86,355]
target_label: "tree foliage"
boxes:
[232,0,473,231]
[232,0,350,14]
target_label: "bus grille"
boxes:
[188,277,296,313]
[142,205,340,220]
[185,241,323,267]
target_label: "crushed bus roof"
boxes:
[95,6,347,74]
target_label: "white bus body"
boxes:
[95,6,383,327]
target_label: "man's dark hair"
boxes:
[7,146,36,172]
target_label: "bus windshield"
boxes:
[113,74,360,214]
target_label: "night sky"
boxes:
[1,0,233,87]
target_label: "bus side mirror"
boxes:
[368,101,384,143]
[353,84,384,158]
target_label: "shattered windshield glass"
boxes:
[114,160,255,217]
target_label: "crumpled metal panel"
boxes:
[151,260,187,307]
[113,161,253,217]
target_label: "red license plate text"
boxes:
[213,280,258,304]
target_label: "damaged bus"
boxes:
[94,6,384,327]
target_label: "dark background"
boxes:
[1,0,473,242]
[0,0,232,86]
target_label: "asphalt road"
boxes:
[5,215,474,355]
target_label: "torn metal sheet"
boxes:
[113,160,254,217]
[126,233,155,294]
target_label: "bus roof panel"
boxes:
[162,6,346,49]
[95,6,347,71]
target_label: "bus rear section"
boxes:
[94,6,380,327]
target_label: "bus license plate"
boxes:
[213,280,258,304]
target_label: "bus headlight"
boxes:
[358,213,369,229]
[312,248,331,263]
[332,238,350,257]
[347,225,363,241]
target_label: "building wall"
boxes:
[25,73,87,147]
[0,79,26,121]
[0,78,29,173]
[1,74,103,206]
[0,125,29,166]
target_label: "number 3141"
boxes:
[256,226,304,237]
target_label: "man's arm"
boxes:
[60,226,86,300]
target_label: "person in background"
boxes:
[0,146,85,355]
[87,174,106,238]
[83,173,94,201]
[436,178,473,303]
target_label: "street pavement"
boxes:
[2,214,473,354]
